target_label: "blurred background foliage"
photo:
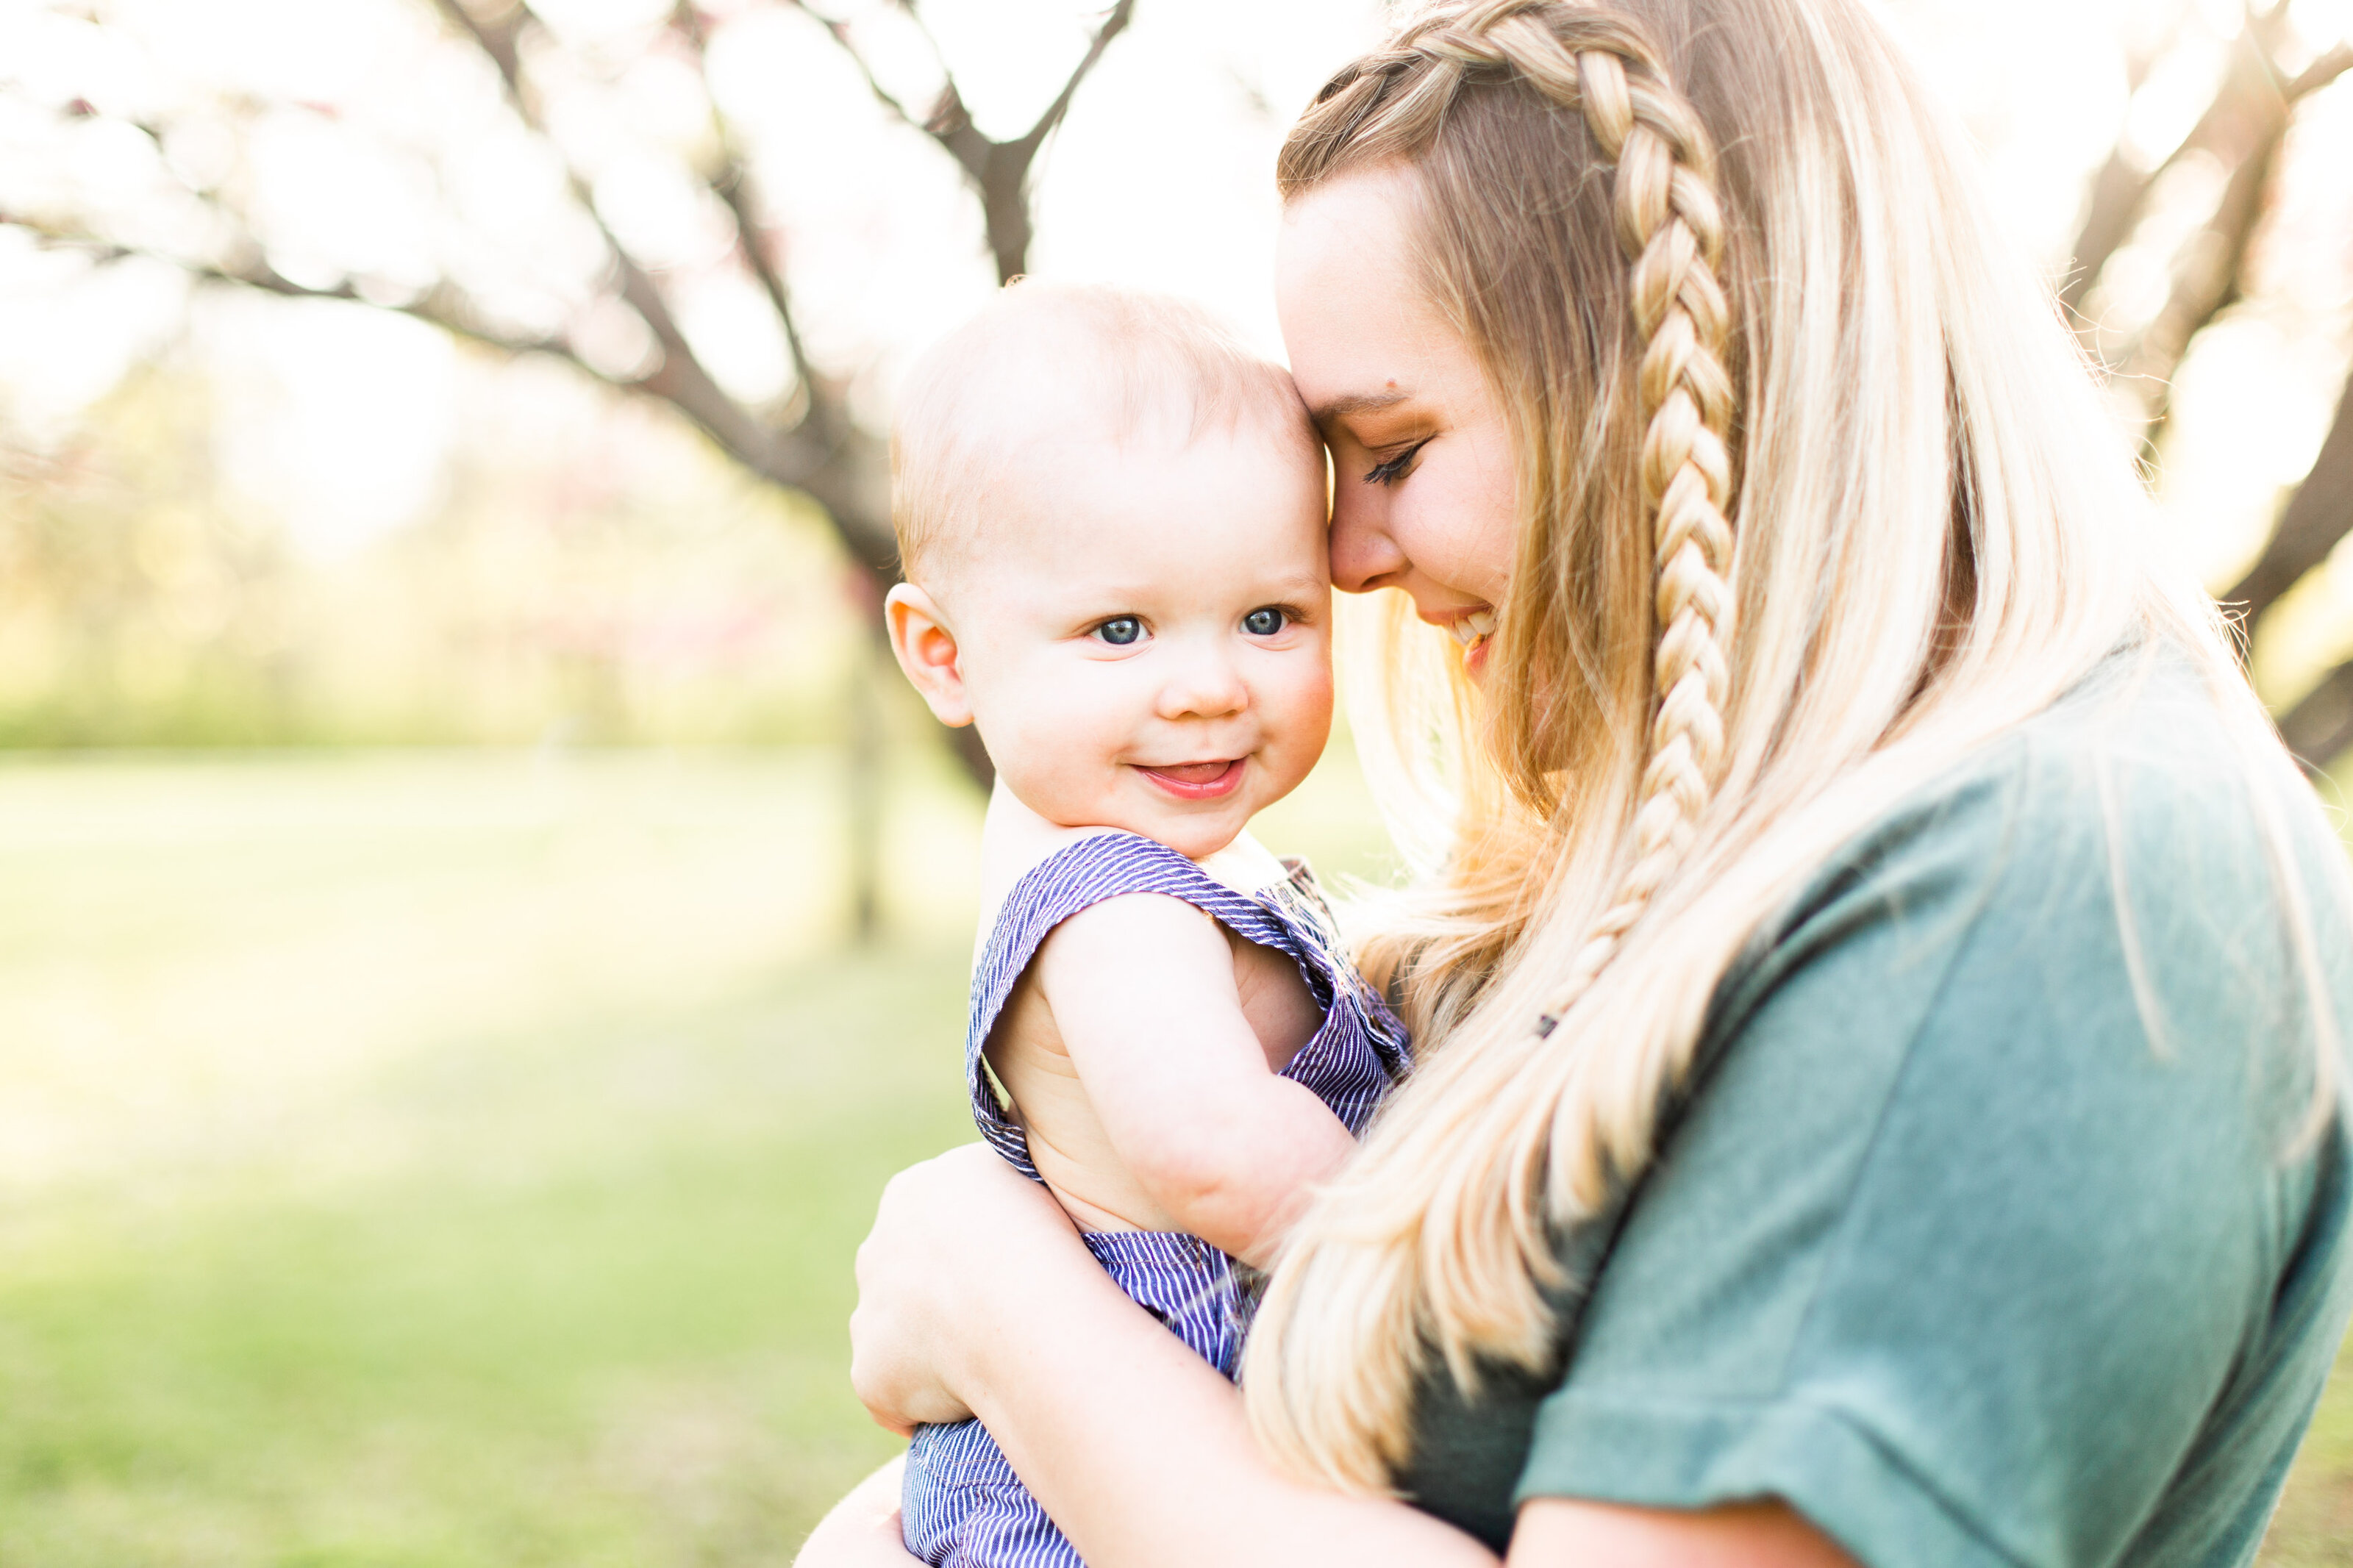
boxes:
[0,350,856,748]
[0,0,2350,1561]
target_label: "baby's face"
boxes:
[951,420,1332,861]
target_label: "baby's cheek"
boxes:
[993,691,1135,826]
[1004,741,1101,817]
[1292,647,1337,727]
[1270,661,1335,783]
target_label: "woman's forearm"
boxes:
[956,1228,1495,1568]
[850,1145,1492,1567]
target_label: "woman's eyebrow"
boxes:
[1310,390,1410,427]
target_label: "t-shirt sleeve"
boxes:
[1513,735,2325,1568]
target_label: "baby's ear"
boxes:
[884,584,974,728]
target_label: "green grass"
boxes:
[0,743,1399,1564]
[0,746,2345,1563]
[0,749,985,1564]
[2265,1355,2353,1564]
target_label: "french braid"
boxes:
[1249,2,1744,1488]
[1507,18,1738,1035]
[1294,2,1740,1034]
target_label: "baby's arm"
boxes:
[1031,892,1356,1269]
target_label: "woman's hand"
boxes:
[840,1148,1496,1568]
[849,1141,1085,1435]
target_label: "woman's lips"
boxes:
[1136,759,1246,800]
[1432,607,1496,676]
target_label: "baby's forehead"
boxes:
[894,282,1321,590]
[970,320,1309,447]
[950,407,1325,570]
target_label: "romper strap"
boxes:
[966,832,1295,1178]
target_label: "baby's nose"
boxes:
[1154,646,1249,721]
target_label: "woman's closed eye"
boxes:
[1091,615,1146,646]
[1363,437,1430,487]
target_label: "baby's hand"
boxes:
[1032,894,1355,1266]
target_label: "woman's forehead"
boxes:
[1275,171,1464,412]
[1276,169,1419,309]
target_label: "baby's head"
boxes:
[886,282,1332,862]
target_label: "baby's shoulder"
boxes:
[978,795,1293,930]
[976,821,1135,936]
[976,826,1312,998]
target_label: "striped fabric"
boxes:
[901,831,1409,1567]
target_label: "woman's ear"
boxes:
[885,583,974,728]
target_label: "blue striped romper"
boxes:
[901,831,1409,1568]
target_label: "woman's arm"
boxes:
[849,1145,1854,1568]
[851,1144,1493,1568]
[1510,1500,1855,1567]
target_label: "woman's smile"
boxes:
[1435,606,1498,673]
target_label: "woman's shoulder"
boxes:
[1407,653,2353,1558]
[1507,653,2353,1568]
[1693,647,2353,1217]
[1750,648,2351,1013]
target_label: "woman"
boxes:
[808,0,2353,1561]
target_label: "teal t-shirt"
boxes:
[1400,653,2353,1567]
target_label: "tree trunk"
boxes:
[2279,662,2353,773]
[846,620,887,944]
[2227,363,2353,635]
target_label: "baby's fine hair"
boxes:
[890,280,1314,581]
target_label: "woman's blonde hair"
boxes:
[1241,0,2341,1491]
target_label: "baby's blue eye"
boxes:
[1095,617,1143,645]
[1243,607,1286,637]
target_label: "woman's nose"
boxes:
[1327,481,1410,595]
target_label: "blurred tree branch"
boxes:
[427,0,888,569]
[0,0,1143,792]
[2057,4,2353,764]
[789,0,1135,282]
[2102,40,2351,444]
[0,207,601,377]
[2227,365,2353,632]
[2059,12,2344,331]
[2063,12,2349,417]
[2249,367,2353,767]
[668,1,826,413]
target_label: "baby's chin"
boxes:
[1013,755,1315,862]
[1061,807,1246,864]
[1024,790,1254,864]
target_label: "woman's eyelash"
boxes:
[1363,439,1430,486]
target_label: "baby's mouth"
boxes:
[1136,759,1246,800]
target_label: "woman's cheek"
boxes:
[1412,453,1516,604]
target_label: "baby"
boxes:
[882,282,1407,1566]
